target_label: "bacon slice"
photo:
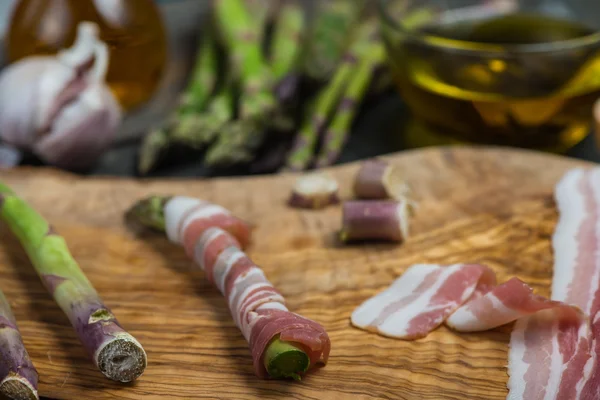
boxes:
[507,168,600,400]
[352,262,591,400]
[351,264,496,339]
[182,225,330,378]
[350,263,583,341]
[507,307,590,400]
[350,168,600,398]
[163,196,252,253]
[446,277,571,332]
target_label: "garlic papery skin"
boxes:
[0,21,122,171]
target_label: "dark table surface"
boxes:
[88,93,600,178]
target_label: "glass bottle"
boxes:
[6,0,168,112]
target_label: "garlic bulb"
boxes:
[0,21,122,171]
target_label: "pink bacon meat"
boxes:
[163,196,252,254]
[351,264,583,341]
[184,226,330,378]
[351,167,600,399]
[507,168,600,400]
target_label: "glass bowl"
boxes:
[377,0,600,152]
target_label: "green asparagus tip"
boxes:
[138,128,170,175]
[125,196,171,232]
[264,337,310,380]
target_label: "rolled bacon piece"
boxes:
[177,226,330,379]
[340,200,410,242]
[353,159,409,200]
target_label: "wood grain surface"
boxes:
[0,146,590,400]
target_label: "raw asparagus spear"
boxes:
[169,82,236,149]
[214,0,275,119]
[0,183,147,383]
[282,60,355,171]
[265,0,307,134]
[137,32,219,174]
[148,0,275,152]
[204,117,263,166]
[138,127,169,176]
[315,32,386,167]
[0,290,38,400]
[300,1,365,82]
[284,34,375,171]
[205,0,277,166]
[284,20,383,171]
[270,0,306,102]
[176,35,220,116]
[125,197,311,379]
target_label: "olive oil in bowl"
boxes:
[380,5,600,151]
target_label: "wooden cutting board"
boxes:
[0,146,589,400]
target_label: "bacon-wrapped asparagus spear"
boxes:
[127,196,330,380]
[127,196,252,251]
[0,290,38,400]
[0,182,147,383]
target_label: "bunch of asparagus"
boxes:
[138,0,390,175]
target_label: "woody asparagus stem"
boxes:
[0,290,38,400]
[0,183,147,383]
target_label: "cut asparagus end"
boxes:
[0,373,38,400]
[354,158,411,201]
[340,200,410,243]
[263,337,310,381]
[288,173,340,209]
[125,196,171,232]
[96,334,147,383]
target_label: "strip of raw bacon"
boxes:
[351,262,590,399]
[351,264,493,339]
[163,196,252,254]
[507,168,600,400]
[446,277,570,332]
[187,226,330,378]
[351,263,583,340]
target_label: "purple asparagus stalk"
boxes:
[340,200,410,243]
[314,24,386,168]
[0,183,147,383]
[283,20,376,171]
[0,291,38,400]
[353,159,410,200]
